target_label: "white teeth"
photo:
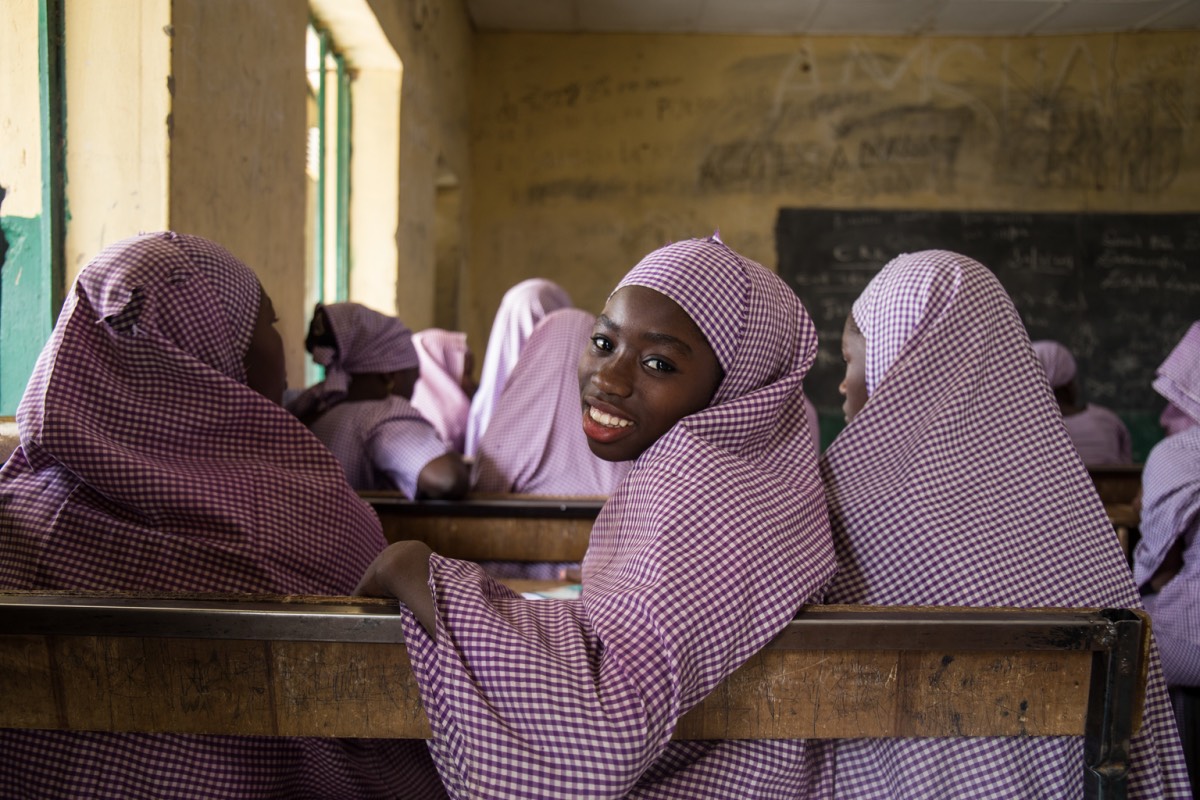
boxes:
[589,405,632,428]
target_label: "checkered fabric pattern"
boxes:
[1031,340,1078,388]
[1155,322,1200,427]
[1136,425,1200,688]
[400,236,837,798]
[1061,404,1133,465]
[304,393,452,497]
[472,308,632,495]
[821,250,1191,798]
[290,302,418,422]
[411,328,473,453]
[464,279,573,457]
[0,232,443,798]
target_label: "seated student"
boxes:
[1032,339,1133,465]
[473,308,632,496]
[356,236,836,798]
[822,250,1189,797]
[0,232,446,799]
[1155,322,1200,438]
[410,328,476,453]
[288,303,467,499]
[1136,320,1200,788]
[464,278,572,456]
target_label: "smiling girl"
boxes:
[357,235,835,798]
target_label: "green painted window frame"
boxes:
[0,0,65,415]
[306,21,352,386]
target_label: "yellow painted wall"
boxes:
[467,31,1200,357]
[0,0,42,219]
[366,0,474,333]
[63,0,171,279]
[159,0,473,387]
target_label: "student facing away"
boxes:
[822,250,1189,798]
[463,277,573,456]
[1031,339,1133,465]
[0,232,445,799]
[1135,321,1200,790]
[288,302,468,499]
[357,236,837,798]
[410,327,476,454]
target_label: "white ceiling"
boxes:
[465,0,1200,36]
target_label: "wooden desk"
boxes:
[1087,465,1144,560]
[361,493,602,562]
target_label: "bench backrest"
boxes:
[0,593,1146,797]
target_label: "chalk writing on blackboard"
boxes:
[776,209,1199,414]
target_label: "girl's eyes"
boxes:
[645,357,675,373]
[590,335,674,373]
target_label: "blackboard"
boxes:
[776,208,1200,421]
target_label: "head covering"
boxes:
[410,328,472,452]
[315,302,418,392]
[0,232,437,796]
[1154,322,1200,428]
[821,250,1189,797]
[1135,426,1200,686]
[1030,339,1078,388]
[464,278,572,456]
[472,308,631,495]
[403,236,836,797]
[288,302,418,421]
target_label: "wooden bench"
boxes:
[361,492,602,561]
[0,592,1149,798]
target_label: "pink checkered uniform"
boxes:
[288,303,451,497]
[1031,339,1133,465]
[1136,321,1200,688]
[820,250,1190,797]
[400,237,837,798]
[411,328,473,453]
[464,278,572,456]
[472,308,632,495]
[0,233,445,798]
[1154,322,1200,437]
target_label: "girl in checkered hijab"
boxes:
[358,235,836,798]
[0,232,447,799]
[822,249,1189,798]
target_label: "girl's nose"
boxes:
[593,353,633,397]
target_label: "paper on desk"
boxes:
[522,584,582,600]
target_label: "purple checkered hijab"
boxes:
[402,237,837,798]
[820,250,1190,797]
[464,278,572,456]
[315,301,417,387]
[472,308,631,495]
[1032,339,1078,388]
[1154,321,1200,427]
[0,233,445,797]
[411,328,472,452]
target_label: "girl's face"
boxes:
[839,313,868,423]
[578,285,722,462]
[244,288,287,405]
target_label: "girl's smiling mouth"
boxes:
[582,402,636,443]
